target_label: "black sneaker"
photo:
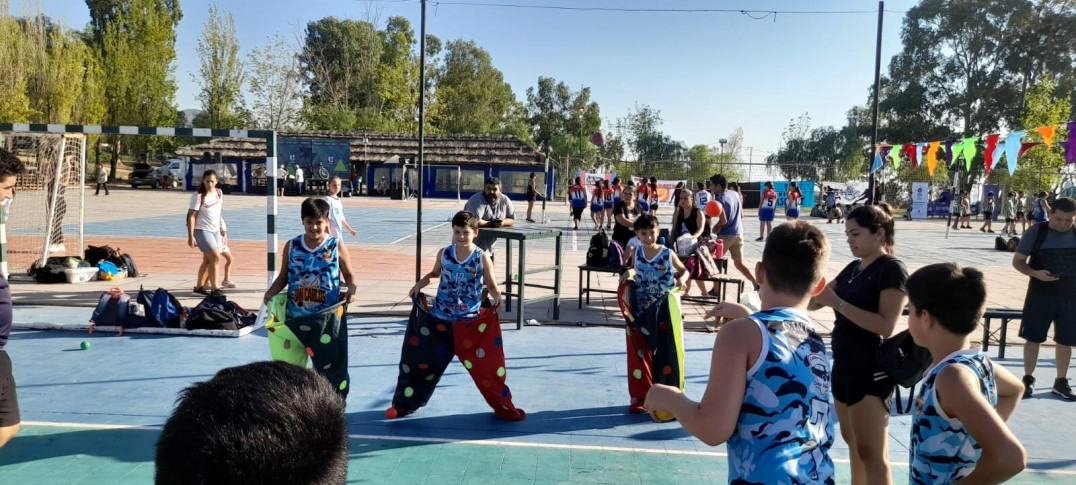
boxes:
[1053,378,1076,401]
[1022,375,1035,398]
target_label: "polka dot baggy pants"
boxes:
[620,282,685,412]
[274,302,351,399]
[389,297,526,421]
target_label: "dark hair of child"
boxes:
[301,197,331,221]
[451,210,480,230]
[761,221,830,296]
[906,263,986,335]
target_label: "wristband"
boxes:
[836,299,846,312]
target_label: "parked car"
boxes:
[129,163,163,189]
[163,158,186,188]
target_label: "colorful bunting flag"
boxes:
[926,142,940,175]
[1019,142,1043,158]
[1034,125,1057,147]
[914,142,926,169]
[870,149,883,173]
[889,144,901,169]
[1003,131,1024,176]
[944,140,955,167]
[1068,122,1076,165]
[960,136,979,171]
[983,134,1000,174]
[1060,141,1072,165]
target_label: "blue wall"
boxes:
[365,164,552,201]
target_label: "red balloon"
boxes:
[705,200,724,218]
[590,131,605,147]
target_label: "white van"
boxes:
[164,158,186,189]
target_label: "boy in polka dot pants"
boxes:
[387,211,526,421]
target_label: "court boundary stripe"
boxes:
[390,220,449,245]
[19,421,1076,476]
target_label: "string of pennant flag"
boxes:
[871,120,1076,176]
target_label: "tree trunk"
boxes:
[109,137,120,183]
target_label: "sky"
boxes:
[24,0,918,158]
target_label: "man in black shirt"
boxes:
[0,148,24,448]
[1012,197,1076,400]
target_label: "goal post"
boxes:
[0,132,86,277]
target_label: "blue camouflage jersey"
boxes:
[729,308,835,484]
[633,246,676,313]
[910,349,997,484]
[431,245,484,321]
[287,235,341,318]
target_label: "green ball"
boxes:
[80,341,90,350]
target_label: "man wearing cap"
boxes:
[464,177,516,256]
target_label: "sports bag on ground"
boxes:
[84,245,117,264]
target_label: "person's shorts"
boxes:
[787,208,800,219]
[526,192,536,202]
[951,211,961,217]
[571,206,584,220]
[590,202,603,213]
[982,211,993,219]
[194,229,222,252]
[832,355,894,409]
[1020,286,1076,346]
[1005,217,1015,224]
[759,207,775,222]
[1016,211,1025,220]
[716,234,744,262]
[603,201,613,209]
[613,197,621,205]
[0,351,20,427]
[638,200,650,213]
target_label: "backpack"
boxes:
[586,229,610,267]
[995,235,1008,251]
[119,253,139,277]
[186,293,253,330]
[90,288,130,327]
[138,287,183,328]
[876,329,933,414]
[607,240,626,269]
[84,245,117,264]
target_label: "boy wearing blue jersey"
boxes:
[905,263,1025,484]
[264,198,358,398]
[388,211,526,421]
[645,221,836,483]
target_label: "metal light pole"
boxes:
[867,1,884,205]
[416,0,427,282]
[719,138,728,174]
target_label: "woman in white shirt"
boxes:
[187,170,225,295]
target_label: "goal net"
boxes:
[0,133,85,278]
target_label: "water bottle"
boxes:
[714,238,725,259]
[658,236,666,246]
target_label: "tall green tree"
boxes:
[767,113,864,182]
[524,77,601,167]
[247,34,304,130]
[374,16,417,131]
[431,39,516,134]
[86,0,181,165]
[299,17,382,130]
[194,5,246,129]
[0,11,35,122]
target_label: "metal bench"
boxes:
[578,264,622,308]
[982,307,1022,359]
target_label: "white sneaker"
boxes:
[48,243,66,253]
[220,280,237,289]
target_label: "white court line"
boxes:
[390,220,450,245]
[20,421,1076,476]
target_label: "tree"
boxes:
[299,17,382,129]
[431,39,516,134]
[524,77,602,168]
[374,16,418,131]
[247,34,304,130]
[194,5,245,129]
[1009,74,1071,193]
[87,0,182,165]
[767,113,864,182]
[0,11,36,121]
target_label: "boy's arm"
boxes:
[645,318,758,446]
[670,253,688,288]
[409,249,444,297]
[263,241,291,303]
[992,363,1024,421]
[481,252,502,306]
[936,366,1026,484]
[337,241,358,303]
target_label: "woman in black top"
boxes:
[525,172,542,222]
[611,185,643,249]
[671,190,708,296]
[809,203,907,485]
